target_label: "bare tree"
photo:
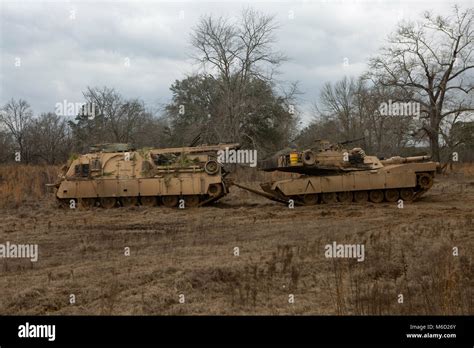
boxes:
[27,112,72,164]
[369,6,474,161]
[313,76,415,156]
[80,86,148,143]
[82,86,123,142]
[0,130,15,163]
[190,8,287,143]
[0,98,33,162]
[317,77,357,139]
[116,99,148,143]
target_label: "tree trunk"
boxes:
[429,109,441,163]
[429,133,440,162]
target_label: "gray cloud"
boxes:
[0,0,465,123]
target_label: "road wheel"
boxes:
[400,188,414,201]
[121,197,138,207]
[162,195,179,208]
[100,197,117,209]
[418,173,433,189]
[140,196,157,207]
[384,189,399,202]
[184,195,200,208]
[302,194,318,205]
[208,184,223,197]
[321,192,337,203]
[353,191,368,203]
[369,190,384,203]
[79,198,96,209]
[337,191,353,203]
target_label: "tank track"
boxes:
[56,173,435,208]
[56,181,228,209]
[233,172,435,206]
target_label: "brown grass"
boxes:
[0,164,58,208]
[0,163,472,315]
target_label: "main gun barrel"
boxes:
[380,155,430,165]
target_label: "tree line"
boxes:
[299,5,474,161]
[1,6,473,165]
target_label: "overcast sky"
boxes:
[0,0,467,124]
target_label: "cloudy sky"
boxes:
[0,0,467,124]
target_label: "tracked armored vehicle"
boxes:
[51,143,239,208]
[235,140,439,205]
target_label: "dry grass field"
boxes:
[0,164,472,315]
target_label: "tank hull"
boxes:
[53,144,238,208]
[259,162,438,204]
[56,173,225,199]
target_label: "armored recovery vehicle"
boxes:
[50,143,239,208]
[235,140,439,205]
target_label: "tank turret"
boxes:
[260,141,384,175]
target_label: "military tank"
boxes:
[234,140,439,205]
[49,143,239,209]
